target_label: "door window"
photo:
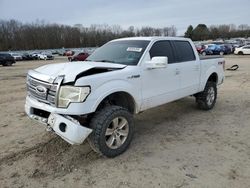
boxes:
[149,41,175,63]
[173,41,196,62]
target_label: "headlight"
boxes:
[58,86,90,108]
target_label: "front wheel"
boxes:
[219,51,224,56]
[195,81,217,110]
[87,105,134,157]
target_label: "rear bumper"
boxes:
[25,98,92,145]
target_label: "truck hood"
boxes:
[33,61,126,83]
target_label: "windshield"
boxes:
[86,40,150,65]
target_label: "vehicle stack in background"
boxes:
[194,37,250,56]
[0,47,96,66]
[1,37,249,66]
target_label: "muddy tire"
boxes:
[87,105,134,158]
[195,81,217,110]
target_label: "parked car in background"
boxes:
[37,52,54,60]
[22,53,35,60]
[195,44,206,54]
[31,53,40,60]
[201,44,225,56]
[0,53,16,66]
[63,50,75,56]
[219,45,231,54]
[68,52,89,61]
[10,53,23,61]
[234,45,250,55]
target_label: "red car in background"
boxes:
[195,44,206,54]
[68,52,89,61]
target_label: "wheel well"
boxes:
[208,73,218,84]
[96,92,136,114]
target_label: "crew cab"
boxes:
[25,37,225,157]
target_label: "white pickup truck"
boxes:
[25,37,225,157]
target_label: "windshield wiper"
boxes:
[84,59,93,62]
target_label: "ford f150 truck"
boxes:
[25,37,225,157]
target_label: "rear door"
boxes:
[172,40,200,96]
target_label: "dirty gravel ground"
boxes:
[0,56,250,188]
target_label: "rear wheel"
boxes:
[202,51,206,56]
[195,81,217,110]
[219,51,224,56]
[87,105,134,157]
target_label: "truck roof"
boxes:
[112,36,190,42]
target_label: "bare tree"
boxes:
[0,20,179,51]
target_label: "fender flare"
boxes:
[89,80,140,113]
[200,65,218,91]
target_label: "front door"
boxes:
[140,40,181,110]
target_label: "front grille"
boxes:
[27,76,58,106]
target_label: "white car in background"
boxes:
[37,52,54,60]
[234,45,250,55]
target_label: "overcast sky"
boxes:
[0,0,249,35]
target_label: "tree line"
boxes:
[0,20,177,51]
[184,24,250,41]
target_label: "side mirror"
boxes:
[146,56,168,69]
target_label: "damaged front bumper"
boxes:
[25,100,92,145]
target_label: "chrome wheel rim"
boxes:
[105,117,129,149]
[206,87,215,106]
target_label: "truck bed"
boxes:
[199,55,222,60]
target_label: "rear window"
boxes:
[173,41,196,62]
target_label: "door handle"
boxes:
[175,68,180,75]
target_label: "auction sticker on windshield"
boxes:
[127,47,143,52]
